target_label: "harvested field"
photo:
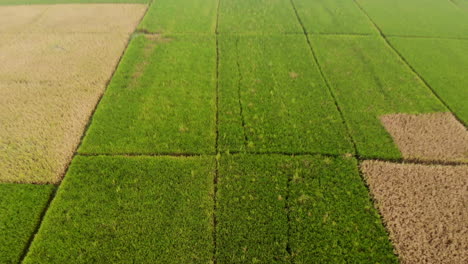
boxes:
[388,37,468,125]
[291,0,377,34]
[311,35,447,159]
[138,0,217,33]
[381,112,468,163]
[23,156,215,263]
[0,0,149,5]
[361,160,468,264]
[0,184,54,264]
[0,4,146,184]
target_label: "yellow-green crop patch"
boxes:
[138,0,217,33]
[0,184,54,264]
[217,154,396,263]
[311,35,446,159]
[218,0,302,33]
[79,35,216,155]
[388,37,468,125]
[291,0,377,35]
[24,155,215,263]
[218,35,354,154]
[356,0,468,38]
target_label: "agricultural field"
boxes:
[1,0,467,263]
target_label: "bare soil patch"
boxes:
[381,112,468,162]
[0,4,146,183]
[361,160,468,264]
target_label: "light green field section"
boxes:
[218,0,301,33]
[138,0,217,33]
[79,35,216,155]
[218,35,354,154]
[311,35,446,159]
[0,184,54,264]
[217,154,396,263]
[389,37,468,125]
[292,0,377,34]
[356,0,468,38]
[453,0,468,11]
[24,156,215,263]
[0,0,148,4]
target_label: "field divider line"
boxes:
[288,0,360,157]
[213,0,221,262]
[18,4,153,263]
[447,0,463,10]
[234,37,250,148]
[352,0,468,129]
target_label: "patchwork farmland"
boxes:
[0,0,466,263]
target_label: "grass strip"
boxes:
[0,0,149,4]
[388,37,468,125]
[217,0,302,33]
[0,184,55,264]
[356,0,468,38]
[217,154,289,263]
[289,155,397,263]
[138,0,217,33]
[24,155,215,263]
[79,34,216,155]
[291,0,377,35]
[311,35,446,159]
[218,35,354,154]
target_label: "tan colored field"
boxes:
[361,160,468,264]
[0,4,147,184]
[381,112,468,163]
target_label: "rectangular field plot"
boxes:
[0,184,54,264]
[289,155,397,263]
[218,35,354,154]
[218,0,301,33]
[356,0,468,38]
[388,38,468,125]
[291,0,377,35]
[216,155,289,263]
[24,156,215,263]
[138,0,217,33]
[217,154,396,263]
[79,35,216,155]
[310,35,446,159]
[0,0,149,4]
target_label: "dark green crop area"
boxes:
[23,155,215,263]
[289,156,397,263]
[0,0,148,4]
[0,184,54,264]
[138,0,217,33]
[356,0,468,38]
[311,35,446,159]
[217,154,396,263]
[218,0,302,33]
[218,35,354,154]
[389,37,468,125]
[291,0,377,35]
[79,35,216,155]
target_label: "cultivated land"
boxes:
[1,0,468,263]
[0,4,146,184]
[218,35,353,154]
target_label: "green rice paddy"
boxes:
[3,0,466,262]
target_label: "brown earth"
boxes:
[381,112,468,163]
[361,160,468,264]
[0,4,147,184]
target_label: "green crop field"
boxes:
[218,34,354,154]
[0,184,54,264]
[2,0,467,263]
[138,0,217,33]
[388,37,468,125]
[291,0,377,35]
[79,35,217,155]
[23,156,215,263]
[311,35,446,159]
